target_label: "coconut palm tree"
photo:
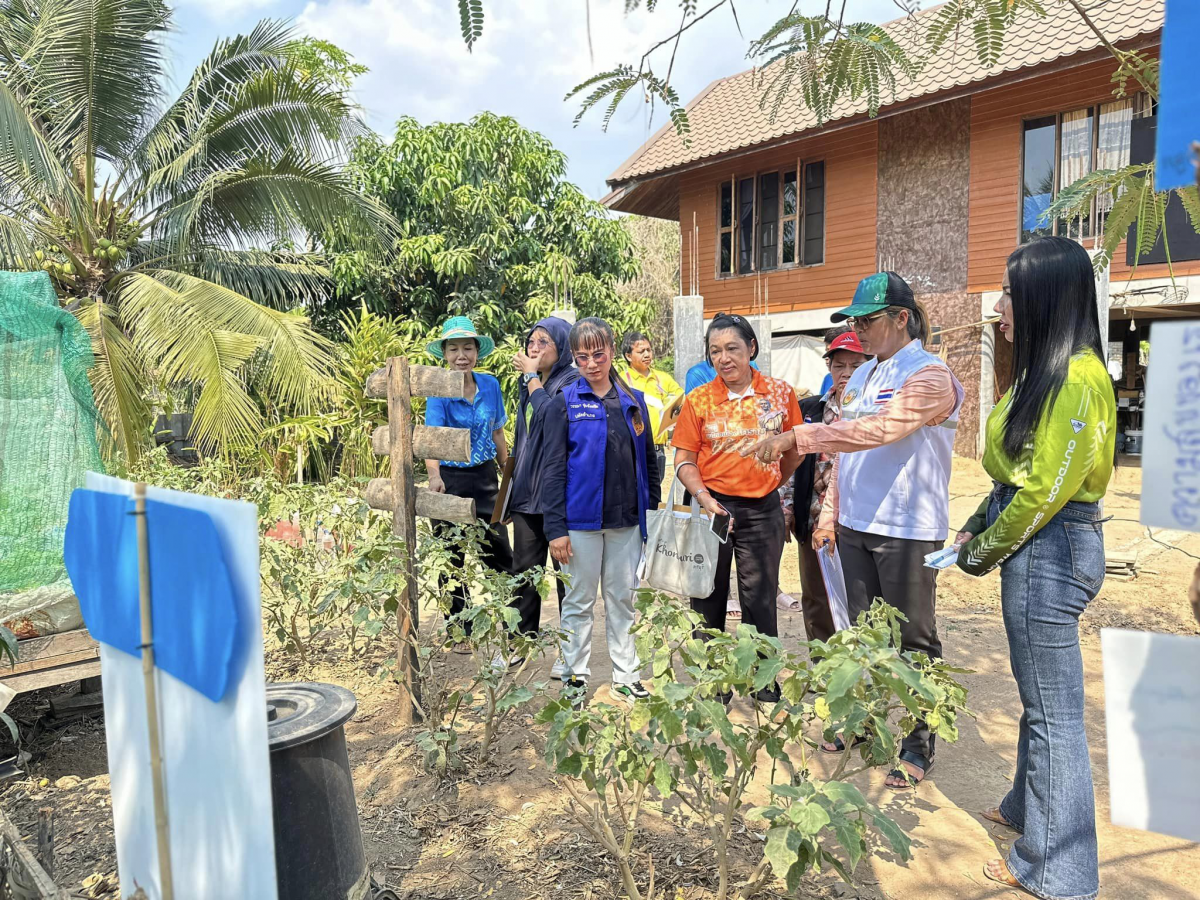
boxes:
[0,0,395,459]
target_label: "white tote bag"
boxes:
[641,473,720,598]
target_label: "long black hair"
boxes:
[1003,236,1106,458]
[705,313,759,360]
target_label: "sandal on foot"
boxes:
[982,806,1020,831]
[820,733,868,754]
[983,858,1030,893]
[886,750,932,789]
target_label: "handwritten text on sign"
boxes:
[1141,322,1200,532]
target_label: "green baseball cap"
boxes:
[427,315,495,360]
[831,271,916,322]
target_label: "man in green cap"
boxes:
[746,271,962,790]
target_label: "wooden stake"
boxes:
[133,482,174,900]
[36,807,53,880]
[387,360,421,725]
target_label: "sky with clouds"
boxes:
[169,0,907,199]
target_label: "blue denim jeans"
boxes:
[990,484,1103,900]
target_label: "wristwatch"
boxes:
[522,371,540,386]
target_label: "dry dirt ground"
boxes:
[2,459,1199,899]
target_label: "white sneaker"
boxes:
[490,652,524,673]
[550,657,565,681]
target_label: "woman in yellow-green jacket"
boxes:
[955,237,1115,900]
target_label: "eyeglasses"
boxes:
[573,349,610,367]
[849,311,889,331]
[526,337,553,350]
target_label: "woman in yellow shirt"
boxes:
[955,237,1115,900]
[621,331,683,477]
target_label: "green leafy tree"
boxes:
[0,1,395,459]
[327,113,647,349]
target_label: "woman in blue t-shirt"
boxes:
[424,317,513,641]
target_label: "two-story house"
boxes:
[602,0,1198,457]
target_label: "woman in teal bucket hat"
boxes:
[424,316,512,647]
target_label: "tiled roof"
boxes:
[607,0,1162,185]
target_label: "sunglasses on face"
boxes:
[573,349,610,367]
[527,337,553,350]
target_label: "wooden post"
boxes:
[387,360,421,725]
[133,482,174,900]
[365,358,474,726]
[36,807,53,880]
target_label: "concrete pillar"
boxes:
[977,321,995,460]
[1095,261,1110,351]
[747,315,773,377]
[673,295,704,386]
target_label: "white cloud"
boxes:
[293,0,910,198]
[177,0,278,18]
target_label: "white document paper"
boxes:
[1101,628,1200,843]
[1140,322,1200,532]
[816,543,852,632]
[86,474,278,900]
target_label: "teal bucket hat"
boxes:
[831,271,916,322]
[427,316,495,360]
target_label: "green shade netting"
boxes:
[0,271,104,637]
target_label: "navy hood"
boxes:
[521,316,574,400]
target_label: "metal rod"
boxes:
[134,482,174,900]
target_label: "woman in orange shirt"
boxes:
[672,314,802,702]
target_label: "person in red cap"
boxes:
[779,326,867,642]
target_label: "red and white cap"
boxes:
[823,331,865,358]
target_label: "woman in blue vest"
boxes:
[541,318,661,706]
[424,317,513,642]
[748,272,963,788]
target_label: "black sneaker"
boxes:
[611,682,649,703]
[563,678,588,708]
[753,682,782,705]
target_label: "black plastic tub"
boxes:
[266,682,368,900]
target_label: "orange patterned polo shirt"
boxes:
[671,369,802,498]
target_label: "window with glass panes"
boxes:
[716,161,825,276]
[1020,95,1149,243]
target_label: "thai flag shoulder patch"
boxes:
[876,388,895,404]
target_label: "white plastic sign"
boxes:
[1140,322,1200,533]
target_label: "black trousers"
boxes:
[691,492,785,639]
[433,461,514,632]
[510,511,565,635]
[797,540,836,643]
[838,526,943,763]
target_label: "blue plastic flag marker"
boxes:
[63,488,240,702]
[1155,0,1199,191]
[72,473,278,900]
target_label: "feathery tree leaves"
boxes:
[0,0,392,458]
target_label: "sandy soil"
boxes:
[3,459,1198,899]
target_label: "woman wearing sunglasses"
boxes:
[541,318,661,706]
[506,316,576,643]
[748,271,963,788]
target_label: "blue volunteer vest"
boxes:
[562,377,652,539]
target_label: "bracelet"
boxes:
[694,488,711,498]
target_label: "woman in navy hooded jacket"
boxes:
[508,315,576,637]
[542,318,661,705]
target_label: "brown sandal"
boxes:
[981,806,1019,830]
[983,858,1030,894]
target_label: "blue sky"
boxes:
[169,0,905,199]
